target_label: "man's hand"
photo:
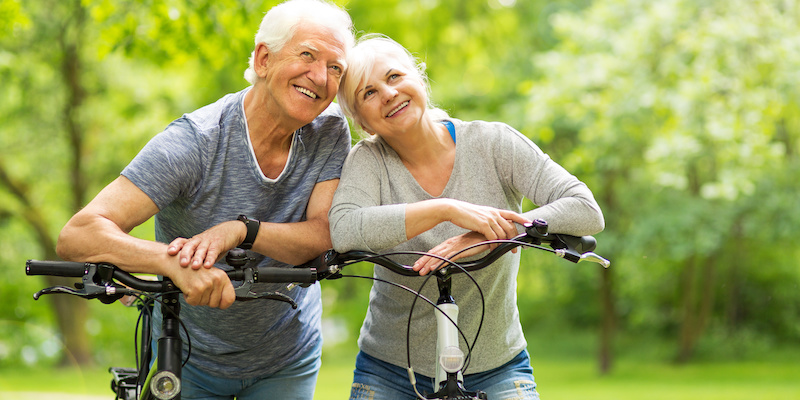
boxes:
[168,220,247,270]
[168,260,236,309]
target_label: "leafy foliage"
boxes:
[525,0,800,360]
[1,0,798,369]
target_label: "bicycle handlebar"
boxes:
[25,249,319,307]
[26,220,609,304]
[25,261,318,290]
[301,219,610,280]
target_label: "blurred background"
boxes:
[1,0,798,399]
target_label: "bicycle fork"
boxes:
[429,278,487,400]
[144,289,183,400]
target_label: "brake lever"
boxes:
[232,266,299,308]
[33,283,126,304]
[34,285,87,300]
[579,252,611,268]
[236,291,298,309]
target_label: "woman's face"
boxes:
[354,55,427,138]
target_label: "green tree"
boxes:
[0,0,253,365]
[526,0,800,366]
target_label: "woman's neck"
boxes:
[383,117,452,167]
[383,117,456,197]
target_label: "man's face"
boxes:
[259,25,347,127]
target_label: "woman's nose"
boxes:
[382,86,398,103]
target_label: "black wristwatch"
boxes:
[236,214,260,250]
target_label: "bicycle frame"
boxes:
[111,281,183,400]
[27,221,609,400]
[26,249,312,400]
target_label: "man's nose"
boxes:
[307,61,327,87]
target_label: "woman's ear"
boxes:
[360,124,375,135]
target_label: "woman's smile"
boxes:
[386,101,409,117]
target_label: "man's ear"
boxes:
[253,42,271,79]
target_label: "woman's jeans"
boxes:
[350,349,540,400]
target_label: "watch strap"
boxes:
[236,214,260,250]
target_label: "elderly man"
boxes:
[55,0,354,398]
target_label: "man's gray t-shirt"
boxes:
[122,87,350,378]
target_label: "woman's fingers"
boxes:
[448,201,529,242]
[413,232,490,275]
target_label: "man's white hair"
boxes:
[243,0,354,84]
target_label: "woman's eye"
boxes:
[388,73,400,81]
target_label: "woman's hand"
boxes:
[443,200,529,242]
[167,220,247,270]
[405,199,529,243]
[412,231,499,276]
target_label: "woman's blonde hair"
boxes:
[337,34,448,136]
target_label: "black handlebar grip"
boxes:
[256,267,317,284]
[578,236,597,253]
[26,260,89,277]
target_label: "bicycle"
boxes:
[25,249,319,400]
[26,218,609,400]
[299,218,610,399]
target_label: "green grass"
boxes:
[315,349,800,400]
[0,366,109,398]
[2,340,798,400]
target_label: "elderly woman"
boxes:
[329,35,605,399]
[56,0,354,398]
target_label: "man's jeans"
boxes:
[178,339,322,400]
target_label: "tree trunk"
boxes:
[675,255,716,363]
[0,162,94,366]
[53,0,93,367]
[597,175,618,375]
[598,266,615,374]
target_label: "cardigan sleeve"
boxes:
[328,142,408,253]
[496,123,605,236]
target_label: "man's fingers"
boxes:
[179,240,200,268]
[220,283,236,309]
[203,246,223,269]
[168,237,188,256]
[190,245,209,270]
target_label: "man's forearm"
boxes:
[252,218,333,265]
